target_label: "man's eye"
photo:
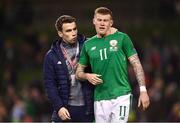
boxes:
[104,19,109,22]
[66,29,72,32]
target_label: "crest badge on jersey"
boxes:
[109,40,118,51]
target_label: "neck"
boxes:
[62,40,76,47]
[97,27,116,38]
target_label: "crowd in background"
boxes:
[0,0,180,122]
[128,30,180,121]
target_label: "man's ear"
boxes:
[93,18,95,25]
[58,31,63,37]
[110,20,113,26]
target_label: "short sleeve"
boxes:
[122,34,137,58]
[79,43,89,66]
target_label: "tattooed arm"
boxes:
[76,64,87,81]
[76,64,103,85]
[128,54,146,87]
[128,54,150,110]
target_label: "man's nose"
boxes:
[100,21,105,26]
[72,30,77,35]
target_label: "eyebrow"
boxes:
[97,18,109,21]
[65,27,77,32]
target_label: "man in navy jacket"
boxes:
[43,15,94,122]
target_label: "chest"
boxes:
[87,38,124,61]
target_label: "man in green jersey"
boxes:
[76,7,150,123]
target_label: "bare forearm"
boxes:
[75,64,88,80]
[129,54,146,87]
[129,54,150,109]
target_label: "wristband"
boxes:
[140,86,147,92]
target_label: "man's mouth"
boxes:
[72,37,77,41]
[99,27,105,30]
[99,27,106,31]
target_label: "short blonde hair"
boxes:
[94,7,113,19]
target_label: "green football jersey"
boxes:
[79,31,137,101]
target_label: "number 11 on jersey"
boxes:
[99,48,107,60]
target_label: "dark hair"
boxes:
[94,7,113,19]
[55,15,76,31]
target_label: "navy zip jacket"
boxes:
[43,34,94,121]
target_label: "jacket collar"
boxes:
[51,34,86,53]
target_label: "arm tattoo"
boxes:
[128,54,145,86]
[75,64,87,80]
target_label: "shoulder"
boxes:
[44,49,54,61]
[45,40,60,59]
[115,31,128,37]
[84,35,97,45]
[114,31,131,42]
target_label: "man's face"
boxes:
[93,13,113,36]
[58,22,78,44]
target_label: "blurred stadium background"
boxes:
[0,0,180,122]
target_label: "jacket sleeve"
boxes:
[43,52,63,112]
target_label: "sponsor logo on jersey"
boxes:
[109,40,118,51]
[91,46,96,51]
